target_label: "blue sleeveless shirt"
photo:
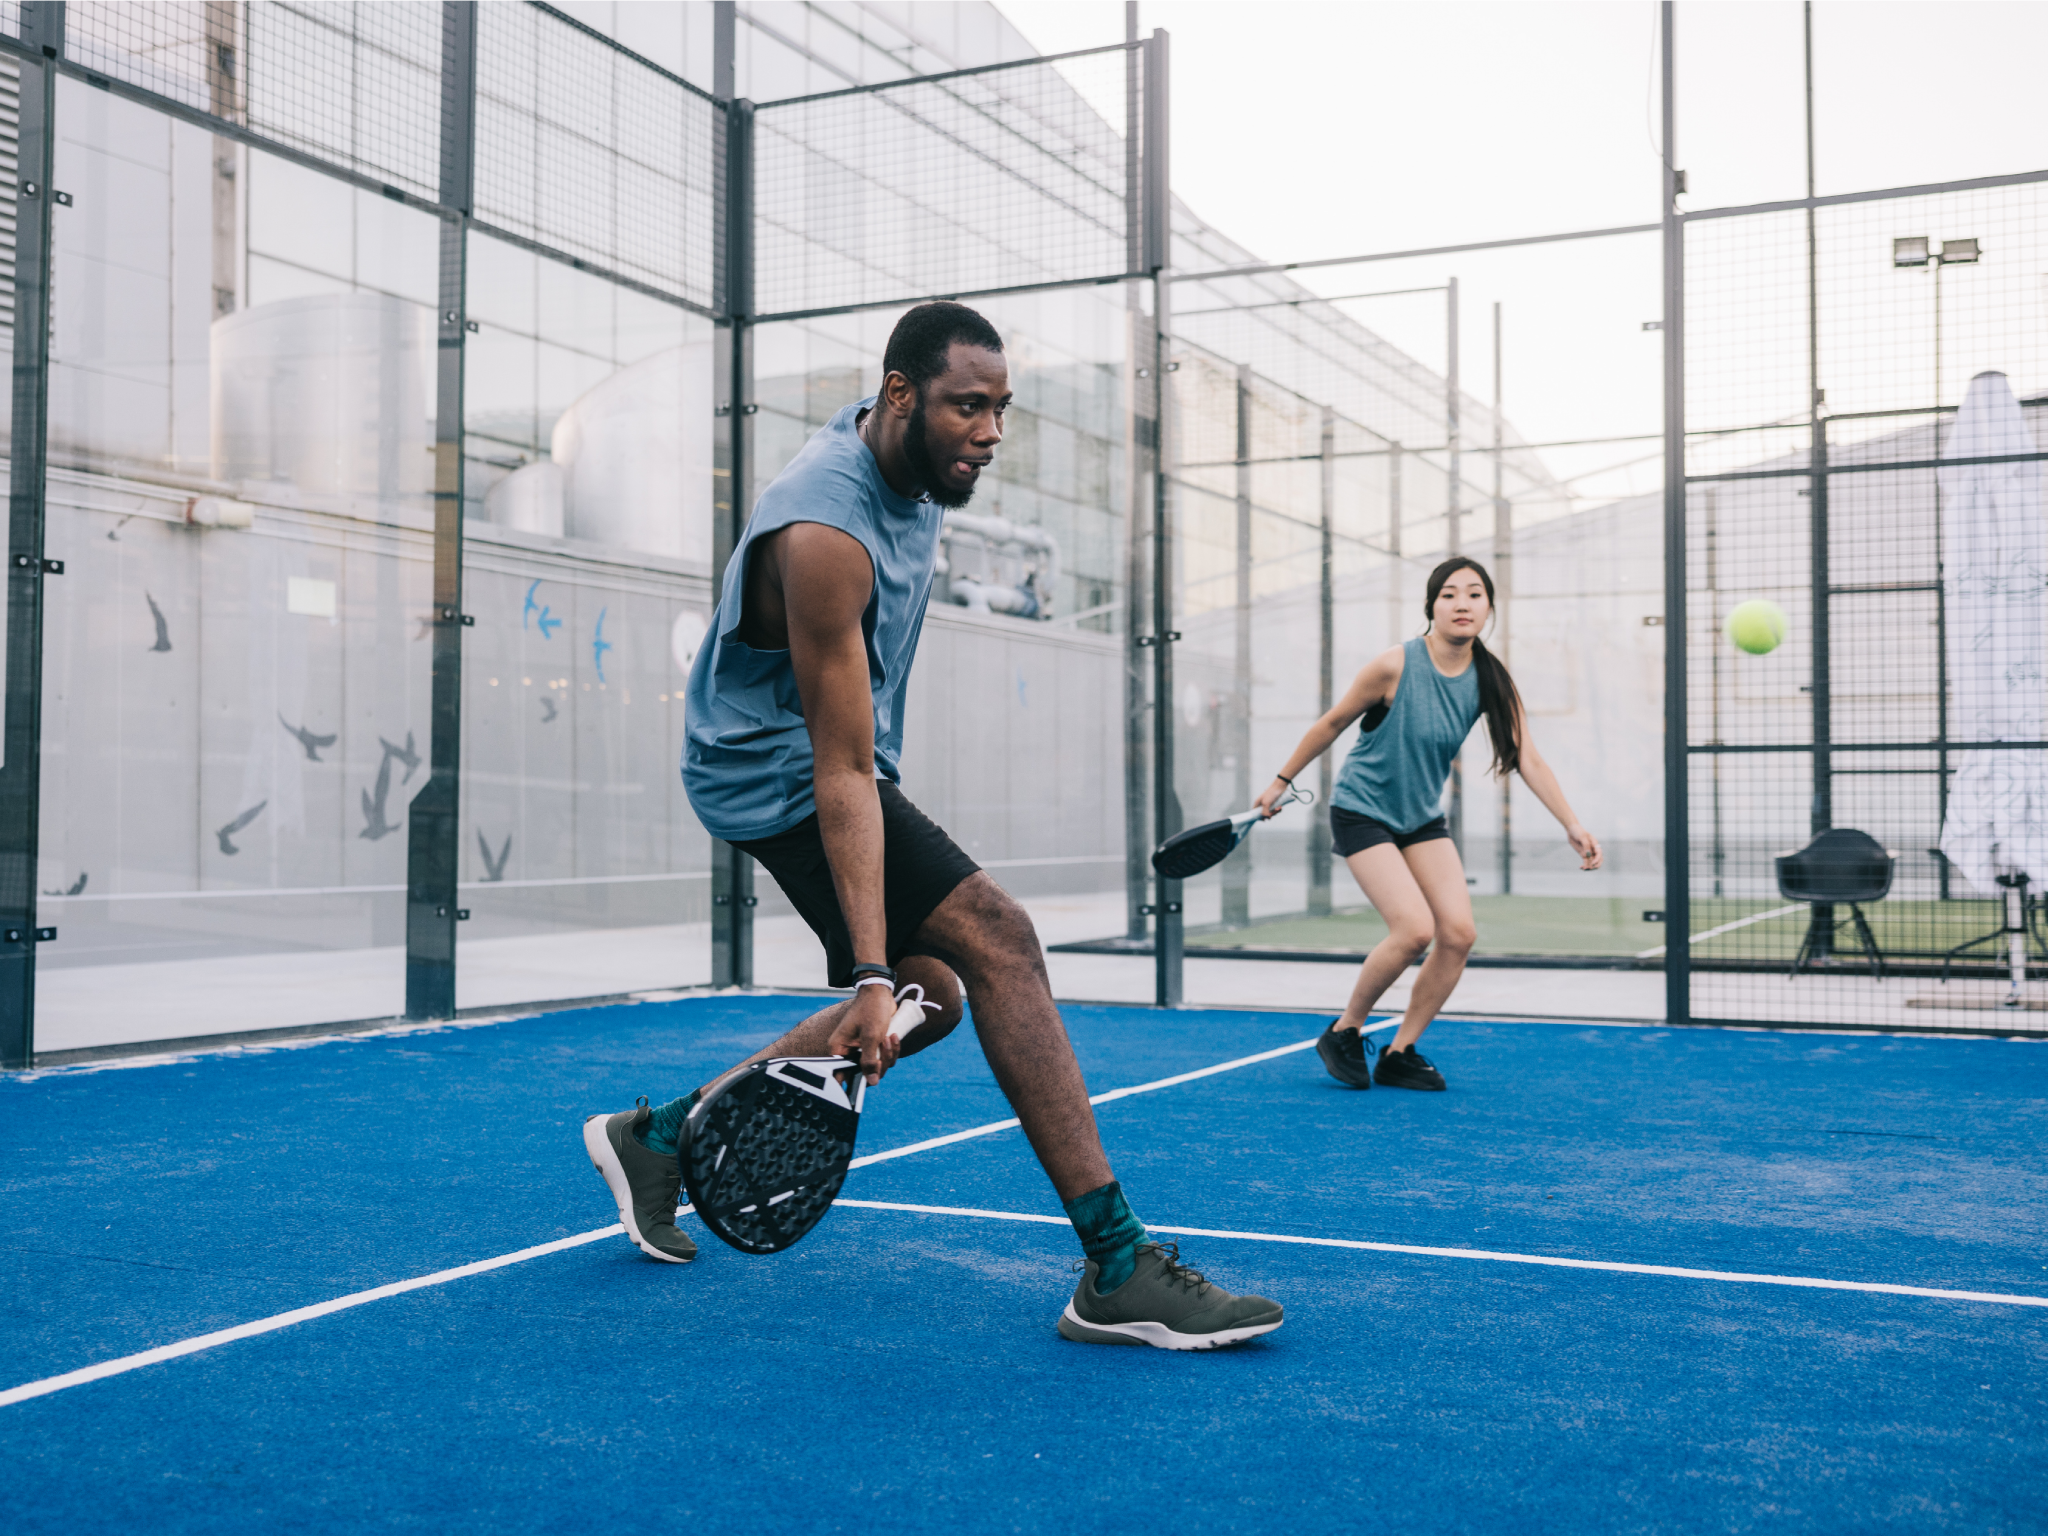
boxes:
[683,399,942,841]
[1331,637,1483,833]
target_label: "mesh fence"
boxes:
[473,2,716,310]
[1683,181,2048,1032]
[752,45,1138,319]
[66,1,443,199]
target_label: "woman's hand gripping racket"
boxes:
[681,987,938,1255]
[1150,783,1314,880]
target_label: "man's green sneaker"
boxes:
[1057,1242,1282,1350]
[583,1101,697,1263]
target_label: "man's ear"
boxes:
[879,369,917,417]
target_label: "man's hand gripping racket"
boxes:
[680,986,938,1255]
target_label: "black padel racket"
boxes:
[1151,785,1313,880]
[680,994,929,1255]
[682,1054,866,1255]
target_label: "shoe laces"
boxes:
[1138,1241,1213,1297]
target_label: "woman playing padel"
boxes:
[1254,556,1601,1091]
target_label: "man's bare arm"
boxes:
[776,522,900,1081]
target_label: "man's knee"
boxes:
[949,873,1043,964]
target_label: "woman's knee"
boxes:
[1436,917,1477,955]
[1385,920,1434,960]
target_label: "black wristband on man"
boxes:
[848,962,897,987]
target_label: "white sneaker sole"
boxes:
[1056,1302,1283,1350]
[583,1114,692,1263]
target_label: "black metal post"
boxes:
[1660,0,1691,1026]
[1444,275,1462,851]
[0,0,62,1069]
[1308,403,1335,917]
[1387,441,1403,646]
[1221,361,1252,928]
[1122,0,1150,942]
[404,2,477,1021]
[710,4,756,986]
[1144,29,1180,1007]
[1493,300,1511,894]
[1802,0,1834,960]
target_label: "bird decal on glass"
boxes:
[523,580,560,639]
[380,730,422,784]
[359,752,402,841]
[477,830,511,882]
[145,592,173,653]
[216,802,267,856]
[279,713,336,762]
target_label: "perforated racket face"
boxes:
[681,1057,864,1255]
[1151,818,1246,879]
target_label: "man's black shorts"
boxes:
[732,781,982,988]
[1329,806,1452,858]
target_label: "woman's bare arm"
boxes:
[1253,646,1406,818]
[1514,720,1602,870]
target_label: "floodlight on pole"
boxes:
[1890,235,1983,407]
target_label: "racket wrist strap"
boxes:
[1275,772,1294,785]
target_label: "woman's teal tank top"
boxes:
[1331,636,1482,833]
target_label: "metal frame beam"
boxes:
[404,1,479,1021]
[709,3,756,987]
[0,0,63,1069]
[1659,0,1691,1029]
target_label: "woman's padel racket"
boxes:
[1151,785,1314,880]
[681,992,932,1255]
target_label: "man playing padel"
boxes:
[581,301,1282,1351]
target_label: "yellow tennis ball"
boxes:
[1725,599,1787,656]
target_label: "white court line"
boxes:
[0,1036,1321,1409]
[834,1200,2048,1309]
[1637,903,1803,959]
[0,1226,625,1409]
[846,1035,1321,1171]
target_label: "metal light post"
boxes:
[1893,232,1981,907]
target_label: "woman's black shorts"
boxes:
[1329,806,1452,858]
[732,781,982,988]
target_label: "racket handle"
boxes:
[887,997,925,1041]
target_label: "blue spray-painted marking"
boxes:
[592,607,611,684]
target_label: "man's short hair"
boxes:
[882,301,1004,392]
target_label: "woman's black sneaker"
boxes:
[1315,1021,1376,1089]
[1374,1045,1446,1091]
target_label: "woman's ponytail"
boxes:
[1470,635,1523,779]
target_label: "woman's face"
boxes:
[1431,569,1491,641]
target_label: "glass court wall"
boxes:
[13,1,2030,1061]
[0,1,1688,1057]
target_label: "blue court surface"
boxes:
[4,996,2046,1534]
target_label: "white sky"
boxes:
[996,1,2048,501]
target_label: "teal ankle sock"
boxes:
[635,1090,699,1159]
[1063,1180,1146,1293]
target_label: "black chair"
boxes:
[1775,829,1895,980]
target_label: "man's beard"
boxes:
[902,397,978,509]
